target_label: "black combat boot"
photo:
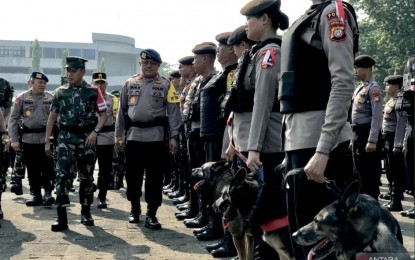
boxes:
[128,201,141,223]
[26,194,43,206]
[145,206,161,230]
[80,205,94,226]
[196,213,223,241]
[43,190,55,206]
[10,178,23,195]
[210,228,237,258]
[97,190,108,209]
[51,207,68,232]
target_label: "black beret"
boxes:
[169,70,181,78]
[384,75,403,86]
[192,42,217,55]
[354,55,376,68]
[66,56,88,69]
[178,56,194,65]
[228,25,247,45]
[240,0,280,16]
[140,48,162,64]
[215,32,232,45]
[92,72,107,82]
[30,71,48,82]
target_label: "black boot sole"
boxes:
[51,223,68,232]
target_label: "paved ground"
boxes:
[0,168,413,259]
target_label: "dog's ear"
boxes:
[341,180,361,210]
[211,160,228,172]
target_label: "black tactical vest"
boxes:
[279,1,358,113]
[200,64,237,138]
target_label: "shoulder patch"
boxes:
[260,49,276,69]
[372,91,381,102]
[325,11,338,20]
[329,21,346,42]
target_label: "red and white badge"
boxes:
[261,49,276,69]
[96,87,107,112]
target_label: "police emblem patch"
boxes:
[261,49,276,69]
[128,96,137,106]
[24,108,32,117]
[329,21,346,42]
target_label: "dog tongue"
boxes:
[307,250,316,260]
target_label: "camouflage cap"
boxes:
[65,56,88,69]
[354,55,376,68]
[240,0,280,16]
[30,71,49,82]
[92,72,107,82]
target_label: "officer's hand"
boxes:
[365,142,376,153]
[115,137,125,150]
[2,134,10,151]
[304,153,328,183]
[85,132,97,148]
[349,142,353,150]
[246,151,262,172]
[224,145,236,162]
[393,147,402,155]
[11,142,20,151]
[45,142,53,157]
[170,138,179,155]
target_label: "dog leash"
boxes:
[284,168,343,197]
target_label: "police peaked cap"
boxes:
[354,55,376,68]
[30,71,48,82]
[92,72,107,82]
[169,70,181,78]
[66,56,88,69]
[384,75,403,86]
[240,0,280,16]
[178,56,194,65]
[140,49,162,64]
[192,42,217,55]
[215,32,232,45]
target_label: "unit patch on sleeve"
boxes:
[260,49,276,69]
[329,21,346,42]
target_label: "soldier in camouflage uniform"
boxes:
[45,56,107,231]
[9,72,55,206]
[0,77,14,223]
[9,118,26,196]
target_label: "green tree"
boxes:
[61,49,69,77]
[159,62,174,78]
[350,0,415,84]
[31,39,41,71]
[99,57,106,72]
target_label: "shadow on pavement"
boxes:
[0,219,37,258]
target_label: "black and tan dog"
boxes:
[293,180,410,260]
[215,167,294,260]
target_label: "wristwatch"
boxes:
[93,128,101,134]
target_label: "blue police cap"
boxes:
[140,49,162,64]
[354,55,376,68]
[31,71,49,82]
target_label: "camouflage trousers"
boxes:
[13,149,26,180]
[0,144,7,193]
[55,142,96,207]
[112,148,126,179]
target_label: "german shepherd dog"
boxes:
[215,167,294,260]
[293,180,410,260]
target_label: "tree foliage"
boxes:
[31,39,41,71]
[99,57,106,72]
[61,49,69,76]
[350,0,415,84]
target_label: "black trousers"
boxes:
[383,132,406,200]
[404,125,414,193]
[96,144,114,191]
[204,136,223,162]
[23,143,54,195]
[352,126,383,199]
[285,141,355,260]
[188,129,206,210]
[125,141,166,210]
